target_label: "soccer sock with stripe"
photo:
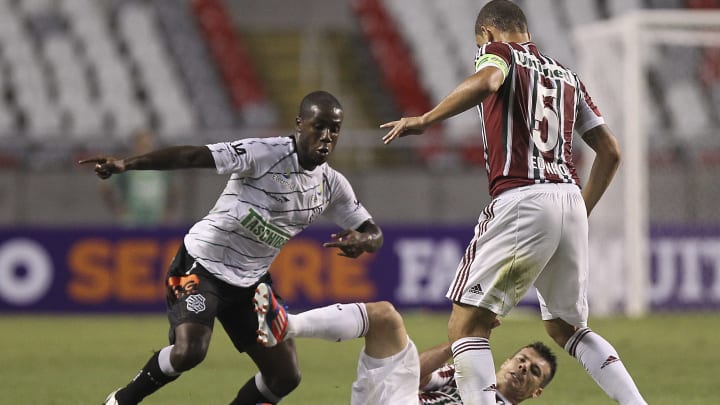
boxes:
[285,303,369,342]
[115,349,179,404]
[565,328,647,405]
[230,373,283,405]
[451,337,498,405]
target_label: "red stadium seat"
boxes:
[351,0,432,116]
[190,0,267,110]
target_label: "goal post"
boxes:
[573,10,720,317]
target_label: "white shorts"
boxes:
[350,338,420,405]
[446,183,589,327]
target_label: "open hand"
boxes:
[380,116,428,144]
[323,229,368,258]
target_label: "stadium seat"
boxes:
[0,103,17,137]
[191,0,268,117]
[665,80,712,139]
[524,0,574,66]
[606,0,644,17]
[647,0,685,7]
[562,0,601,27]
[353,0,431,115]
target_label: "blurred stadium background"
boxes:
[1,0,719,403]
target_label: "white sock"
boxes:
[255,372,282,403]
[285,303,369,342]
[565,328,647,405]
[158,345,180,376]
[451,337,497,405]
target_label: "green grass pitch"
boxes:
[1,311,719,404]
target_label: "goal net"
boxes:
[573,10,720,317]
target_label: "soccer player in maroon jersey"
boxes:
[382,1,647,404]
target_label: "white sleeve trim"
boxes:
[575,97,605,135]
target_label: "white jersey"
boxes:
[184,136,371,287]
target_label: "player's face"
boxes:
[496,347,551,401]
[295,104,343,170]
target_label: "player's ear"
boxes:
[295,116,302,131]
[483,26,496,43]
[531,387,544,398]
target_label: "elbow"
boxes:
[609,142,622,168]
[373,232,384,252]
[366,231,384,253]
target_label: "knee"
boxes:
[544,318,577,348]
[366,301,404,333]
[265,368,302,397]
[171,339,209,371]
[447,306,497,341]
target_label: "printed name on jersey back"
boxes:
[513,49,577,87]
[531,157,570,176]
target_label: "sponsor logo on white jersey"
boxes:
[240,208,291,249]
[271,167,297,191]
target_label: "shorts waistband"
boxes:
[496,183,580,198]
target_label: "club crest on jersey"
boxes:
[240,208,291,249]
[312,182,324,204]
[185,294,206,313]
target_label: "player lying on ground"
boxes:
[254,283,557,405]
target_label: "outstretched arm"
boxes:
[580,124,621,216]
[78,146,215,179]
[381,66,505,144]
[323,219,383,258]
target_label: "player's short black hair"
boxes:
[523,341,558,387]
[298,91,342,118]
[475,0,528,35]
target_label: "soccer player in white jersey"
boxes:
[80,91,384,405]
[381,1,647,404]
[253,283,557,405]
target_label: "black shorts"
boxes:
[165,243,279,352]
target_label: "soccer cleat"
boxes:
[102,389,120,405]
[253,283,288,347]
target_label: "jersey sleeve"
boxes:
[206,140,259,176]
[322,170,372,230]
[420,364,456,391]
[475,42,512,80]
[574,79,605,134]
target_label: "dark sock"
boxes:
[115,352,179,405]
[228,376,273,405]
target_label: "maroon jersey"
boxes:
[474,41,604,198]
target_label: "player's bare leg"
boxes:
[363,301,408,358]
[230,339,300,405]
[104,323,211,405]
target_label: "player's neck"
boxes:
[495,32,531,44]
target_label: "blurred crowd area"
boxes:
[0,0,718,225]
